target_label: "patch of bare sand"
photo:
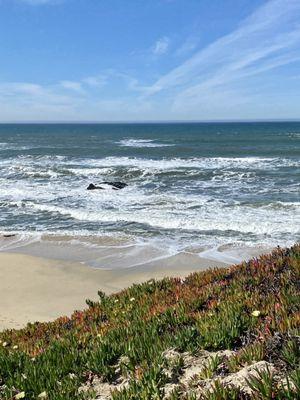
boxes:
[0,252,227,331]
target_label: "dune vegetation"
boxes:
[0,245,299,399]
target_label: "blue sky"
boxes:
[0,0,300,121]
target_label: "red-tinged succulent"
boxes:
[0,245,298,399]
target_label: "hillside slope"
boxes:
[0,245,299,399]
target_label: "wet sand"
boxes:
[0,251,230,331]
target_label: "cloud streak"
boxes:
[152,37,170,55]
[60,81,84,93]
[1,0,300,121]
[144,0,300,100]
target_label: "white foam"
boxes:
[288,132,300,139]
[0,230,292,268]
[118,139,174,148]
[0,143,46,151]
[23,199,300,238]
[1,156,298,179]
[0,153,298,254]
[0,232,41,251]
[79,156,300,171]
[197,244,276,265]
[199,247,244,265]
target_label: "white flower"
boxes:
[38,391,47,398]
[114,299,119,303]
[130,297,135,302]
[15,392,25,399]
[13,345,18,350]
[2,342,7,347]
[251,310,261,317]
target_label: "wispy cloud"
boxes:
[175,36,198,57]
[1,0,300,121]
[0,79,88,121]
[60,80,84,93]
[145,0,300,100]
[0,71,149,121]
[83,75,108,88]
[152,36,170,55]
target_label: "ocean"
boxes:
[0,122,299,267]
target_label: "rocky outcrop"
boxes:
[87,182,127,190]
[87,183,104,190]
[102,181,127,189]
[79,349,281,399]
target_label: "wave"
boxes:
[0,152,298,251]
[287,132,300,139]
[0,231,42,251]
[0,143,50,151]
[0,155,298,173]
[0,143,30,151]
[2,155,298,185]
[73,156,300,171]
[117,139,174,148]
[0,229,295,269]
[20,199,300,237]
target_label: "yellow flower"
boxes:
[38,391,47,398]
[251,310,261,317]
[13,345,18,350]
[15,392,25,399]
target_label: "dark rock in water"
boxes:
[87,183,104,190]
[87,182,127,190]
[3,234,16,238]
[101,181,128,190]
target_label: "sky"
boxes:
[0,0,300,122]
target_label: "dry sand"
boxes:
[0,251,228,331]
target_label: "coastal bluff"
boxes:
[0,245,299,399]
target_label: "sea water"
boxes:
[0,122,299,267]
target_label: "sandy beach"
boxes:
[0,250,233,331]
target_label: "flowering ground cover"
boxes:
[0,245,299,399]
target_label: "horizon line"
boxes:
[1,118,300,124]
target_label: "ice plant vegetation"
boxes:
[0,245,299,399]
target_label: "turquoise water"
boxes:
[0,122,299,255]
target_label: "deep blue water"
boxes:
[0,122,299,252]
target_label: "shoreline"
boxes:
[0,239,273,331]
[0,232,273,268]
